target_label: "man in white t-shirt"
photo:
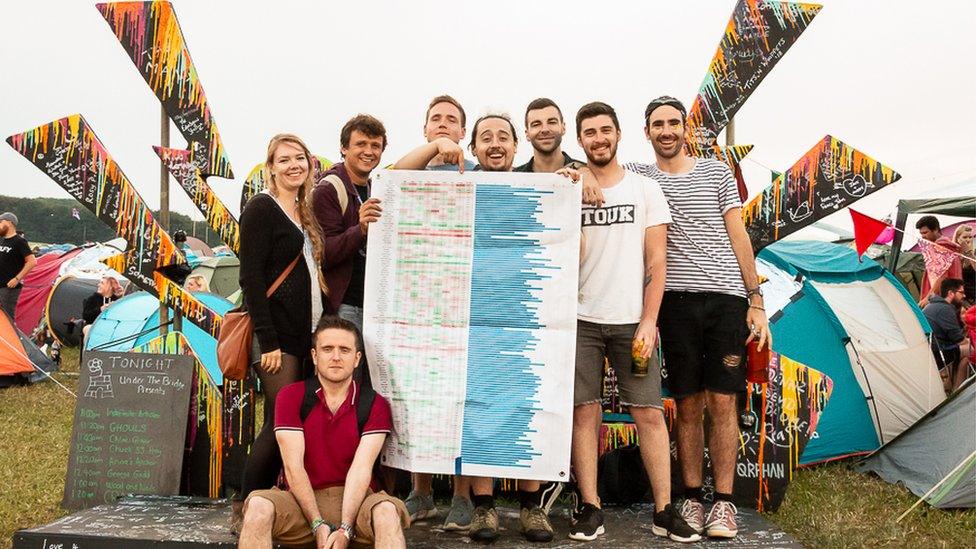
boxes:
[569,102,699,544]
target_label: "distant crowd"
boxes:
[916,216,975,392]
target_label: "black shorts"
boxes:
[658,291,749,399]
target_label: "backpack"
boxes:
[321,174,349,215]
[299,374,376,431]
[597,444,650,505]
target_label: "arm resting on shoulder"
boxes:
[393,138,465,170]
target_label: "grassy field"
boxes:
[1,348,973,548]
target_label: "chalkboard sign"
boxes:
[62,350,194,509]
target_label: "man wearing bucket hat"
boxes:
[0,212,35,320]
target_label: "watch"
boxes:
[338,521,355,540]
[746,286,763,299]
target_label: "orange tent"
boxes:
[0,307,55,384]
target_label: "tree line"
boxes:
[0,195,225,248]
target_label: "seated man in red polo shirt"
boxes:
[239,316,409,548]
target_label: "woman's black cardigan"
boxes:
[238,193,314,358]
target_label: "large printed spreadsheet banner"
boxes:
[364,169,580,482]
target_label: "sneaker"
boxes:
[442,495,473,531]
[469,505,500,542]
[539,481,564,515]
[652,503,702,543]
[404,491,437,521]
[567,503,605,541]
[679,498,705,534]
[519,506,554,543]
[568,482,584,525]
[705,500,738,538]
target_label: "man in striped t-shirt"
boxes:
[624,96,771,540]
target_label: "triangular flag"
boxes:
[850,209,890,260]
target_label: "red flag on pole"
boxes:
[850,209,890,260]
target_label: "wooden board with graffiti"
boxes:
[6,115,185,292]
[132,332,223,498]
[704,143,755,174]
[129,332,257,500]
[155,147,240,254]
[686,0,822,155]
[6,115,224,343]
[734,354,832,511]
[601,353,832,512]
[742,135,901,250]
[96,1,233,180]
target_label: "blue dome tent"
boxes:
[758,241,945,464]
[85,291,233,384]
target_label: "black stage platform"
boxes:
[13,496,802,548]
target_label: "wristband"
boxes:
[338,521,355,540]
[749,305,765,311]
[310,518,326,534]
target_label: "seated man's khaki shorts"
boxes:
[245,486,409,546]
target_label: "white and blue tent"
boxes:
[757,241,945,464]
[85,291,233,384]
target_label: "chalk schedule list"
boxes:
[62,350,194,510]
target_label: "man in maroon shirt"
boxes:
[238,316,409,548]
[311,115,387,325]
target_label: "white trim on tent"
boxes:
[811,279,945,445]
[755,259,803,319]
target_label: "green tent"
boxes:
[859,376,975,508]
[888,190,976,271]
[189,256,240,298]
[867,246,926,300]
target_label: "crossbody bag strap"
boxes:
[265,254,302,298]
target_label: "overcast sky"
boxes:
[2,0,973,243]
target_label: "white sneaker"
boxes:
[679,499,705,534]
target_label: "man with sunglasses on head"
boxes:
[623,96,771,540]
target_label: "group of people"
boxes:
[233,93,772,549]
[917,216,976,392]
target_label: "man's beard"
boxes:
[585,142,617,167]
[532,134,562,154]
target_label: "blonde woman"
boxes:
[237,134,327,504]
[954,224,975,307]
[954,224,975,264]
[81,276,125,338]
[183,274,210,293]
